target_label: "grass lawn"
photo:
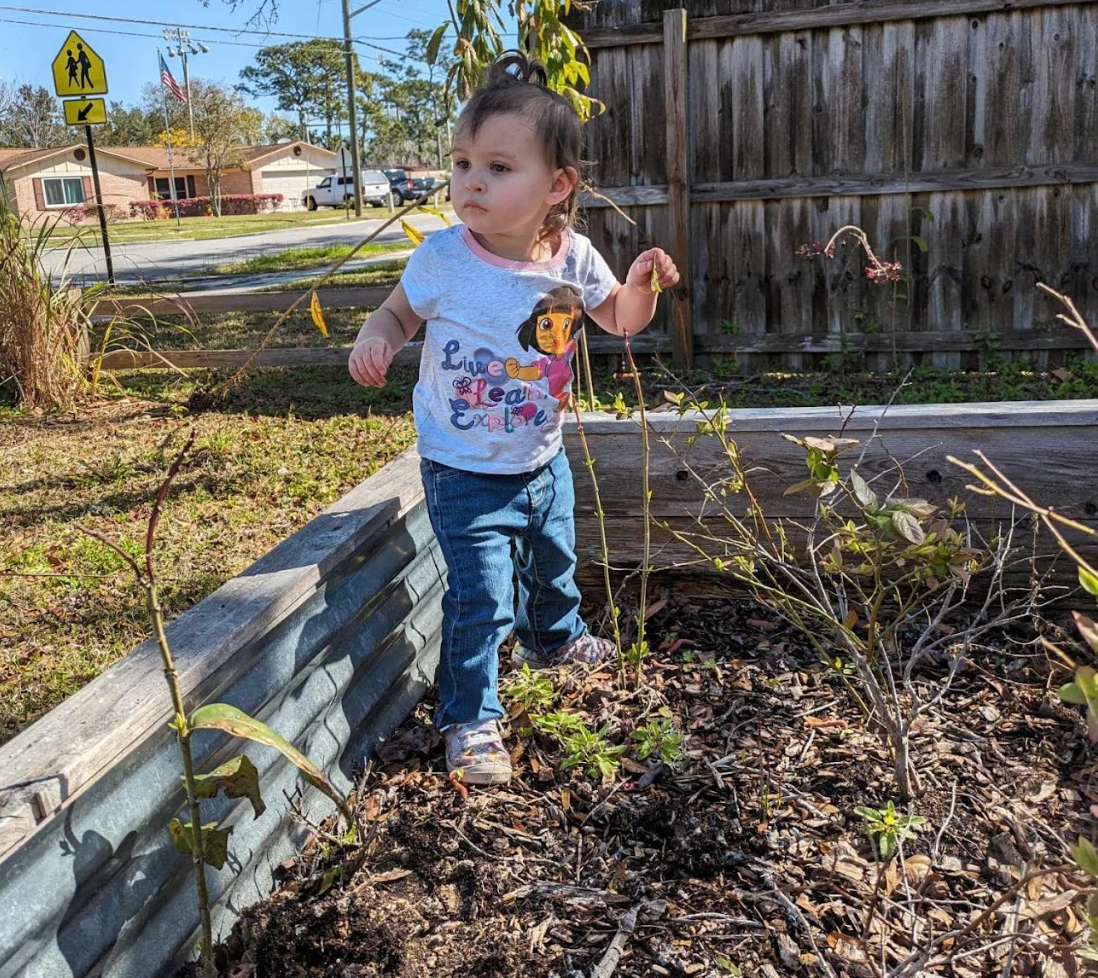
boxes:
[0,364,419,746]
[208,244,411,277]
[3,339,1096,746]
[33,210,399,248]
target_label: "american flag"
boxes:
[159,52,187,103]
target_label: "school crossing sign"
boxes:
[51,30,108,99]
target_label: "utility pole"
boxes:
[341,0,385,218]
[163,28,209,142]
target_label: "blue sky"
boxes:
[0,0,515,130]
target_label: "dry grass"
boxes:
[0,200,88,410]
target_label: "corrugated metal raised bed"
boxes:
[1,398,1095,977]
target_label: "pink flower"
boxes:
[866,261,901,285]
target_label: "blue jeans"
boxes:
[421,449,588,729]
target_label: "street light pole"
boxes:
[341,0,385,218]
[163,28,209,142]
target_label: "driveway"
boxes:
[43,211,450,285]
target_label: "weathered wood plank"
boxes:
[94,286,392,318]
[95,332,664,372]
[581,0,1095,47]
[583,163,1098,208]
[664,8,693,369]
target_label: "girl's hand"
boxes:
[626,247,680,293]
[348,336,394,387]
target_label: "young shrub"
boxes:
[662,389,1026,800]
[78,434,352,978]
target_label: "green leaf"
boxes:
[1075,612,1098,656]
[168,818,233,870]
[910,235,929,254]
[1081,566,1098,598]
[425,22,448,65]
[189,703,345,813]
[1059,681,1087,705]
[190,753,265,819]
[849,470,878,510]
[891,510,926,545]
[1072,837,1098,879]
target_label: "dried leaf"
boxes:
[650,261,662,293]
[401,220,425,246]
[309,290,328,337]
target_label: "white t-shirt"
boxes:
[401,224,618,474]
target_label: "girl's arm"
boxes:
[348,283,423,387]
[585,247,679,337]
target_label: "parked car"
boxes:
[302,169,390,210]
[381,167,416,202]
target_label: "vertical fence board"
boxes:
[574,1,1098,365]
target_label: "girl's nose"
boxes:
[463,169,485,193]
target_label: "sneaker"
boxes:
[444,719,512,785]
[512,633,615,671]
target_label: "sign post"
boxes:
[336,144,353,221]
[52,30,114,284]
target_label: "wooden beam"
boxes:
[664,8,692,370]
[581,0,1093,48]
[94,332,665,372]
[583,163,1098,209]
[93,286,393,318]
[700,328,1096,355]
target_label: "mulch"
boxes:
[211,597,1095,978]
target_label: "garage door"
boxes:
[259,168,327,210]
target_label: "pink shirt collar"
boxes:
[460,225,571,270]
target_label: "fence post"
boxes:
[664,8,692,370]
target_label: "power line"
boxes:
[0,16,270,47]
[0,3,424,42]
[0,15,433,63]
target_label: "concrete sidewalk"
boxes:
[43,212,447,286]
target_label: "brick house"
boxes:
[0,141,337,220]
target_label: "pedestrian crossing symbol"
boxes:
[52,31,108,97]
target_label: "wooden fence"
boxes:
[571,0,1098,370]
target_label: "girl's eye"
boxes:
[454,159,470,170]
[490,163,509,173]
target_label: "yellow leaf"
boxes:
[309,290,328,338]
[650,261,662,293]
[416,205,451,227]
[401,220,425,246]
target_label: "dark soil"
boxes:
[212,598,1096,978]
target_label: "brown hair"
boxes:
[456,52,582,243]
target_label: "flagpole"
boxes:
[159,50,181,227]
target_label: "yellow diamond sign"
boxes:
[52,31,108,98]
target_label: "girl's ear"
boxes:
[547,165,579,206]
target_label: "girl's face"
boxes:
[534,307,575,356]
[450,111,575,240]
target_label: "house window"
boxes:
[154,176,195,200]
[43,178,85,207]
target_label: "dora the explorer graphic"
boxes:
[505,286,584,411]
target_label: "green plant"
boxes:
[854,800,926,860]
[662,384,1022,800]
[502,662,556,714]
[77,434,352,978]
[560,721,627,781]
[631,718,685,764]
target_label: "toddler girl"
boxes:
[348,53,679,785]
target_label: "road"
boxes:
[42,211,449,285]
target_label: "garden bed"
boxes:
[213,595,1093,978]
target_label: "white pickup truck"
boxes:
[302,169,391,210]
